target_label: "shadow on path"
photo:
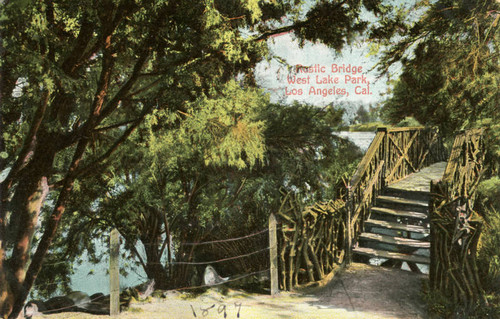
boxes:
[301,262,428,318]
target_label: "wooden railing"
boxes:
[345,127,446,263]
[275,126,447,289]
[429,128,486,305]
[277,193,346,290]
[441,128,485,199]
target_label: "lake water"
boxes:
[335,131,376,152]
[70,240,148,296]
[31,239,147,298]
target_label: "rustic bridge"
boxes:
[345,127,446,271]
[276,126,486,306]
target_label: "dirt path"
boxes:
[37,263,427,319]
[303,262,428,318]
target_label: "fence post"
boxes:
[110,228,120,316]
[269,213,279,296]
[378,127,388,187]
[345,185,352,266]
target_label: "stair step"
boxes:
[365,219,430,234]
[359,232,430,248]
[371,207,428,220]
[376,195,429,213]
[376,195,428,208]
[383,187,430,202]
[353,247,430,264]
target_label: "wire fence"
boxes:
[143,247,270,266]
[180,228,269,246]
[29,225,277,316]
[32,268,270,315]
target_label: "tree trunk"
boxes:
[0,157,50,318]
[165,219,172,278]
[8,175,49,282]
[142,238,170,289]
[7,133,89,318]
[144,261,169,290]
[172,243,197,288]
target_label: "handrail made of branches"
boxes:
[429,128,487,306]
[277,193,346,290]
[441,128,485,199]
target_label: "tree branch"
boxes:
[124,78,162,99]
[254,23,300,42]
[2,90,50,190]
[61,17,96,76]
[97,48,151,124]
[73,110,148,180]
[125,234,147,272]
[64,3,138,76]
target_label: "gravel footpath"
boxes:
[36,263,427,319]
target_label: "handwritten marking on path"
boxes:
[190,302,242,318]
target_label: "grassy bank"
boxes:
[341,122,388,132]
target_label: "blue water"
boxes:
[70,239,147,296]
[31,239,147,298]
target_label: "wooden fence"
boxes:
[276,193,346,290]
[346,127,446,262]
[429,128,486,305]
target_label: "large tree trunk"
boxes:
[8,135,89,318]
[0,257,13,319]
[8,176,49,281]
[0,152,51,318]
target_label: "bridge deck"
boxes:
[387,162,447,192]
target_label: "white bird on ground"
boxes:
[203,265,229,286]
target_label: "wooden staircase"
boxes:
[343,127,446,274]
[353,186,431,272]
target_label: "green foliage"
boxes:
[347,121,386,132]
[395,116,421,128]
[354,105,370,124]
[479,177,500,211]
[179,81,267,169]
[478,209,500,292]
[339,101,381,126]
[477,179,500,295]
[480,121,500,178]
[421,280,454,318]
[378,0,499,138]
[422,280,500,319]
[55,98,360,288]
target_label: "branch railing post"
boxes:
[429,128,486,305]
[379,127,388,186]
[110,228,120,316]
[269,213,279,296]
[345,184,353,266]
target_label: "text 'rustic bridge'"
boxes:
[275,126,485,305]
